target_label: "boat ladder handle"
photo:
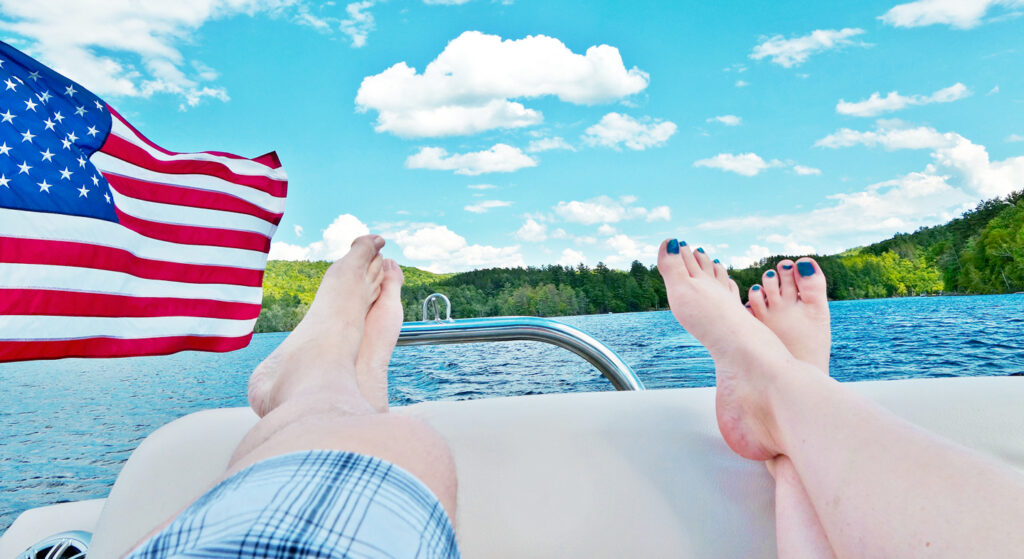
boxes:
[399,296,644,391]
[422,292,453,322]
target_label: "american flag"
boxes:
[0,41,286,363]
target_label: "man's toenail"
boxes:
[752,285,761,291]
[697,247,705,253]
[782,264,793,270]
[766,270,775,278]
[797,261,815,277]
[667,239,680,254]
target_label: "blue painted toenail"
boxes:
[680,240,687,246]
[713,258,720,264]
[752,285,761,291]
[766,270,775,278]
[697,247,705,253]
[667,239,679,254]
[782,264,793,270]
[797,261,815,276]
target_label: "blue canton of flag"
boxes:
[0,43,117,222]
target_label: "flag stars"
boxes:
[17,161,31,174]
[94,100,104,110]
[91,174,100,186]
[0,142,10,156]
[86,125,99,137]
[21,129,35,143]
[60,137,72,150]
[74,106,86,116]
[1,110,15,123]
[0,174,9,189]
[43,118,56,131]
[38,179,52,193]
[23,98,37,112]
[4,78,17,91]
[40,148,54,162]
[104,191,111,203]
[65,84,76,97]
[76,155,86,168]
[27,71,40,81]
[77,185,89,197]
[37,91,51,103]
[59,168,72,180]
[66,131,78,143]
[52,111,64,123]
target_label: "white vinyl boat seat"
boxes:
[88,377,1024,558]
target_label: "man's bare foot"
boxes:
[355,259,404,412]
[657,239,811,461]
[247,235,386,418]
[746,258,831,373]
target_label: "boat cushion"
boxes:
[89,377,1024,558]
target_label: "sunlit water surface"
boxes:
[2,294,1023,532]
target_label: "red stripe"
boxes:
[115,209,271,253]
[0,289,261,319]
[0,333,253,363]
[99,134,288,198]
[0,237,264,287]
[103,173,283,226]
[106,105,283,168]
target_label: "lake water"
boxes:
[2,294,1023,533]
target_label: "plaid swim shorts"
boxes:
[124,450,460,558]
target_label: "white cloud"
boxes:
[729,245,772,269]
[0,0,312,108]
[294,225,304,237]
[735,80,749,87]
[793,165,822,175]
[465,200,512,213]
[750,28,867,68]
[879,0,1024,29]
[764,234,817,255]
[988,85,1000,95]
[836,83,971,117]
[269,213,371,261]
[582,112,677,150]
[516,218,547,242]
[526,136,575,153]
[703,123,1024,255]
[340,1,376,48]
[390,224,523,272]
[355,31,650,137]
[557,248,586,266]
[604,234,658,267]
[707,115,742,126]
[553,195,668,225]
[694,153,783,176]
[597,224,616,235]
[406,144,537,175]
[1007,134,1024,142]
[467,183,498,189]
[423,0,472,4]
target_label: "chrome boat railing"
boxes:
[396,293,645,391]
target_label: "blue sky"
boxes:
[2,0,1022,272]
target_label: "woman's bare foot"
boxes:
[657,239,812,461]
[747,258,831,373]
[247,235,386,418]
[355,259,405,412]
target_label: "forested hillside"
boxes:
[256,191,1023,332]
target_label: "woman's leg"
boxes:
[659,239,1024,558]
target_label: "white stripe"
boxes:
[92,152,286,215]
[111,190,278,238]
[109,115,288,181]
[0,208,268,270]
[0,314,257,341]
[0,263,263,304]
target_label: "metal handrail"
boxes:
[397,315,645,391]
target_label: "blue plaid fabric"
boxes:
[125,450,460,558]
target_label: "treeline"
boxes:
[255,191,1023,332]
